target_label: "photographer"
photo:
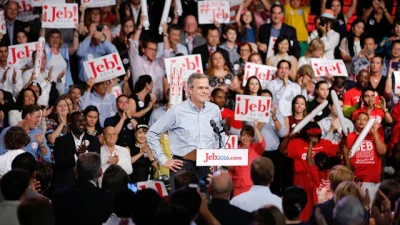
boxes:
[76,23,117,82]
[308,9,340,60]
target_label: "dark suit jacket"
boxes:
[208,199,252,225]
[307,198,335,225]
[258,23,301,61]
[3,19,26,45]
[192,44,232,72]
[52,180,113,225]
[53,132,100,191]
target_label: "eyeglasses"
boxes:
[240,49,250,53]
[146,47,157,52]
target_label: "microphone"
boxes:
[220,120,229,134]
[210,119,220,134]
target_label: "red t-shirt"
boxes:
[287,138,338,174]
[347,132,384,183]
[221,107,242,129]
[351,107,385,137]
[344,88,381,107]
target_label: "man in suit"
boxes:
[308,165,355,225]
[258,4,300,62]
[52,152,113,225]
[192,25,232,71]
[53,111,101,191]
[3,1,26,45]
[207,171,252,225]
[179,15,207,54]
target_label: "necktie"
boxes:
[209,48,214,56]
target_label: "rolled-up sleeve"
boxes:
[147,108,176,165]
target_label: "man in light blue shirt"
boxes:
[147,73,224,192]
[156,24,188,58]
[76,26,118,82]
[80,78,117,127]
[0,105,51,162]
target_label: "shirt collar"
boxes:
[72,132,85,142]
[89,180,97,187]
[207,45,216,52]
[188,98,206,112]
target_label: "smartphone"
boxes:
[96,25,103,32]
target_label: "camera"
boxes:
[318,17,327,27]
[96,25,103,32]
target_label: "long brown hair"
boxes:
[118,17,135,44]
[206,51,230,78]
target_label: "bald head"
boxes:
[104,126,117,146]
[184,15,198,35]
[210,171,232,199]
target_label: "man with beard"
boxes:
[104,95,137,151]
[53,111,101,191]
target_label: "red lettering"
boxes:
[20,0,32,12]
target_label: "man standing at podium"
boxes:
[147,73,224,192]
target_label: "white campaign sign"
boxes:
[83,53,126,83]
[136,181,168,197]
[32,0,65,7]
[33,37,45,78]
[196,149,248,166]
[111,84,122,98]
[394,71,400,95]
[311,58,348,77]
[198,1,230,24]
[266,36,277,59]
[164,54,203,82]
[243,62,277,88]
[81,0,115,8]
[0,11,6,35]
[16,0,40,22]
[42,3,79,28]
[169,62,184,105]
[224,135,238,149]
[234,95,272,122]
[7,42,38,69]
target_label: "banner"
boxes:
[42,3,79,28]
[32,0,65,7]
[0,11,6,35]
[311,58,348,77]
[198,1,230,24]
[164,54,203,82]
[136,181,168,197]
[81,0,115,8]
[33,37,45,77]
[224,135,238,149]
[7,42,38,69]
[83,52,126,83]
[234,95,272,122]
[196,149,248,166]
[16,0,40,22]
[243,62,277,88]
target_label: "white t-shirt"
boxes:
[0,149,25,176]
[47,53,67,95]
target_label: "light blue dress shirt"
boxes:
[76,37,118,82]
[156,42,188,58]
[147,99,223,165]
[79,91,117,127]
[148,105,167,127]
[0,127,51,162]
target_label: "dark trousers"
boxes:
[262,150,282,196]
[169,158,211,194]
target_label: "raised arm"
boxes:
[68,29,80,55]
[344,0,357,22]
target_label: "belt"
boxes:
[173,149,197,161]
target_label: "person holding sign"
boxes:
[345,112,386,205]
[147,73,224,193]
[229,120,265,197]
[285,122,338,221]
[0,42,22,97]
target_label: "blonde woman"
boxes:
[298,38,325,68]
[296,65,316,100]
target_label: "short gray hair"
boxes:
[187,73,208,88]
[76,152,101,181]
[333,196,366,225]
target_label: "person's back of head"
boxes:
[170,186,202,221]
[334,181,362,203]
[11,152,37,179]
[132,189,162,225]
[253,205,285,225]
[101,164,129,196]
[282,186,307,221]
[153,202,191,225]
[333,196,367,225]
[210,171,233,199]
[18,196,54,225]
[251,157,274,186]
[0,169,30,201]
[113,190,135,219]
[329,165,354,193]
[35,162,53,196]
[75,152,102,182]
[174,170,199,191]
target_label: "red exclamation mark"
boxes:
[235,97,241,114]
[265,99,271,117]
[113,54,122,70]
[195,56,200,72]
[73,6,78,23]
[154,182,164,197]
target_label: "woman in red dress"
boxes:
[284,122,338,221]
[229,120,266,197]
